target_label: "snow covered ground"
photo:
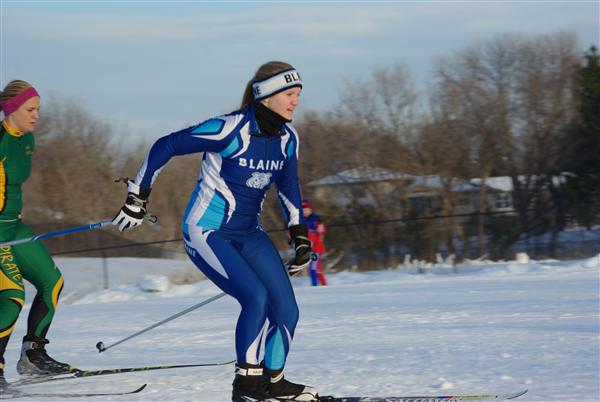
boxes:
[3,254,599,401]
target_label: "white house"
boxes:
[307,166,514,218]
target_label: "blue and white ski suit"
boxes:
[132,104,304,370]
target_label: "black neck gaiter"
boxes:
[254,101,290,136]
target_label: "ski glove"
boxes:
[288,224,312,276]
[112,180,151,231]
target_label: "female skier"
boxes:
[0,80,73,389]
[113,61,317,402]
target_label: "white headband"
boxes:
[252,69,302,101]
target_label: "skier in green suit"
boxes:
[0,80,73,389]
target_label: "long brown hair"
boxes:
[240,61,296,109]
[0,80,33,112]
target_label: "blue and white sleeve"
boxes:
[134,117,236,189]
[276,127,304,227]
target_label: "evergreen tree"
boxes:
[565,46,600,228]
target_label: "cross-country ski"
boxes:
[0,383,147,399]
[315,389,528,401]
[6,359,235,388]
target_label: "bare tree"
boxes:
[24,97,124,224]
[410,119,472,258]
[337,64,418,141]
[430,32,580,256]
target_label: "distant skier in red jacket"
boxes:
[302,200,327,286]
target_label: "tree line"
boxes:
[21,31,599,262]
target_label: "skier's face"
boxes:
[263,87,301,121]
[8,96,40,133]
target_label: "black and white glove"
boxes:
[287,224,312,276]
[112,180,151,231]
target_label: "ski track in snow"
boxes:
[3,255,599,401]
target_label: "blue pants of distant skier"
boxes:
[308,255,327,286]
[183,227,299,370]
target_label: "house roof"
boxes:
[308,166,488,194]
[470,174,569,192]
[409,175,482,193]
[470,177,513,192]
[308,166,409,186]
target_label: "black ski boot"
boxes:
[232,363,279,402]
[0,358,7,390]
[266,368,318,401]
[16,336,73,375]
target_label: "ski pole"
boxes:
[96,292,227,353]
[0,220,113,248]
[75,360,237,377]
[95,255,317,353]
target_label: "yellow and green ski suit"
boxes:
[0,120,64,363]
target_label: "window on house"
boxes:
[494,193,513,209]
[409,196,440,216]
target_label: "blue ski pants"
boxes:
[183,227,299,370]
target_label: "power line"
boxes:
[50,204,598,256]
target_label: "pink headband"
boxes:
[1,87,40,117]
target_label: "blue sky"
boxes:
[1,1,598,145]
